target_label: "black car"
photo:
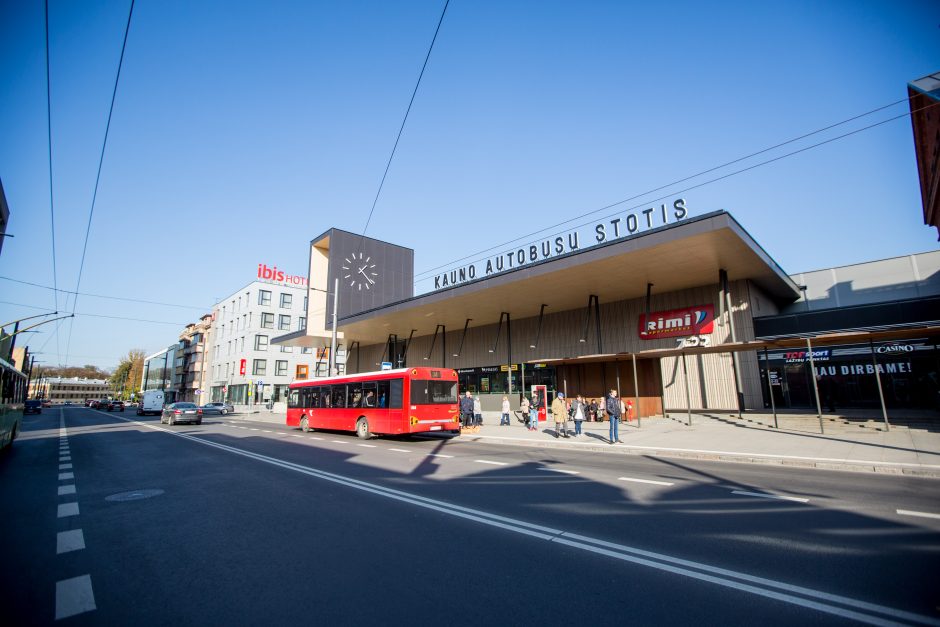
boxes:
[24,400,42,415]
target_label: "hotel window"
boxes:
[261,313,274,329]
[303,296,308,311]
[255,335,268,351]
[301,347,312,354]
[275,360,288,376]
[258,290,272,306]
[278,315,291,330]
[296,364,308,380]
[280,293,292,308]
[298,317,306,331]
[281,345,293,353]
[252,359,267,376]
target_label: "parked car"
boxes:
[161,402,202,425]
[41,400,51,408]
[84,399,95,407]
[94,399,109,409]
[138,390,165,416]
[198,402,234,416]
[24,400,42,415]
[107,400,125,412]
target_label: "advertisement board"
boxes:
[638,304,715,340]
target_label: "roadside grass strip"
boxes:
[114,414,940,627]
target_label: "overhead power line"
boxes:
[44,0,61,365]
[64,0,135,366]
[414,95,937,281]
[0,275,213,311]
[0,300,189,326]
[359,0,450,243]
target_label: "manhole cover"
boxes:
[105,489,164,502]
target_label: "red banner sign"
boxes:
[638,304,715,340]
[239,359,247,376]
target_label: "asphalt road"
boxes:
[2,406,939,626]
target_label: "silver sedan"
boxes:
[198,402,235,415]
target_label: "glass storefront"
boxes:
[457,363,555,396]
[759,341,940,410]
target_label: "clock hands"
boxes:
[358,266,375,285]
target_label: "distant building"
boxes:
[908,71,940,239]
[30,377,111,404]
[175,314,213,403]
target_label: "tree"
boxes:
[40,364,111,380]
[110,349,146,399]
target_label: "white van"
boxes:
[137,390,165,416]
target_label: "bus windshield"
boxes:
[410,380,458,405]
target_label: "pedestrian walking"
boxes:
[460,391,474,429]
[551,392,569,438]
[606,389,622,444]
[500,395,511,426]
[570,394,586,436]
[473,396,483,427]
[520,396,531,428]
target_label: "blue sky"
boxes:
[1,0,938,370]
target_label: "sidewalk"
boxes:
[222,409,940,478]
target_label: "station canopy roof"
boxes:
[338,211,801,345]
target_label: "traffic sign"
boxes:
[381,362,392,371]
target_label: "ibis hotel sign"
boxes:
[433,198,689,290]
[638,304,715,340]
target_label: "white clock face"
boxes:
[342,253,379,291]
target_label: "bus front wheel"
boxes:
[356,417,371,440]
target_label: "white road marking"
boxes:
[60,456,71,462]
[249,428,260,431]
[56,529,85,554]
[358,444,377,448]
[111,413,940,627]
[538,468,580,475]
[290,434,304,438]
[55,574,96,619]
[57,502,80,518]
[426,453,453,458]
[619,477,675,486]
[474,459,508,466]
[732,490,809,504]
[896,509,940,520]
[388,448,411,453]
[309,436,323,440]
[58,485,76,496]
[331,440,348,444]
[262,430,272,433]
[59,463,72,470]
[58,472,75,481]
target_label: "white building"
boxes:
[207,278,319,410]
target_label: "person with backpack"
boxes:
[605,389,622,444]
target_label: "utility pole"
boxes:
[329,277,339,376]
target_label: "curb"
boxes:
[457,434,940,479]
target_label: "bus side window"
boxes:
[332,385,346,408]
[309,387,320,408]
[347,382,363,408]
[389,379,403,409]
[321,385,332,407]
[376,380,389,408]
[288,389,300,408]
[362,382,377,407]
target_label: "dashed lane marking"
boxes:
[619,477,675,486]
[426,453,453,458]
[331,440,348,444]
[388,448,411,453]
[262,430,273,433]
[474,459,508,466]
[896,509,940,520]
[290,434,303,438]
[55,574,96,620]
[249,428,260,431]
[60,456,71,462]
[538,468,580,475]
[731,490,809,504]
[56,529,85,554]
[358,444,377,448]
[58,472,74,481]
[58,485,76,496]
[59,463,73,470]
[57,502,80,518]
[309,436,323,440]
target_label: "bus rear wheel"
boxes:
[356,417,371,440]
[301,416,311,433]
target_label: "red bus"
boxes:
[286,367,460,439]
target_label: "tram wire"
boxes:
[413,95,935,283]
[44,0,61,366]
[63,0,135,368]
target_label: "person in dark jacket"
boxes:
[459,391,475,428]
[605,389,622,444]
